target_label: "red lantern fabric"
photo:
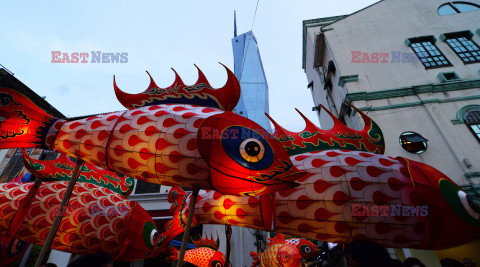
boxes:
[250,233,301,267]
[164,150,480,250]
[0,69,301,196]
[0,65,477,253]
[0,181,162,261]
[284,235,321,260]
[167,234,226,267]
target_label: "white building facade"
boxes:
[303,0,480,265]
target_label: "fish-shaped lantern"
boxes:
[1,65,478,250]
[250,233,301,267]
[21,149,134,197]
[284,235,321,261]
[0,65,304,196]
[0,181,162,261]
[167,234,226,267]
[160,103,480,251]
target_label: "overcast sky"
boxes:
[0,0,377,131]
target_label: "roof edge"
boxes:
[302,0,384,70]
[302,15,348,70]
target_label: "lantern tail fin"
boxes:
[0,88,63,150]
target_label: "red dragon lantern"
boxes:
[284,235,321,261]
[156,103,480,250]
[250,233,301,267]
[0,181,163,261]
[0,65,478,253]
[167,234,226,267]
[0,65,303,197]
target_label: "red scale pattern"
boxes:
[0,182,158,261]
[194,190,263,229]
[184,247,216,267]
[166,150,458,249]
[276,150,420,247]
[54,104,222,189]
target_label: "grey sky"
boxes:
[0,0,377,131]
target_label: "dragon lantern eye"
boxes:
[142,221,158,249]
[440,179,480,226]
[240,138,265,163]
[151,229,159,246]
[301,245,312,254]
[221,126,273,170]
[6,239,28,257]
[458,191,480,220]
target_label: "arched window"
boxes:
[438,2,480,15]
[464,108,480,143]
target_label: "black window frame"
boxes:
[464,109,480,143]
[38,150,59,161]
[134,179,161,194]
[324,77,333,91]
[408,36,452,69]
[443,31,480,64]
[327,60,336,76]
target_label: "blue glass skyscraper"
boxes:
[232,13,271,132]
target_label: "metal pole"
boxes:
[176,189,199,267]
[225,225,232,267]
[34,159,85,267]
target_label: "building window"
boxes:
[399,132,428,154]
[464,109,480,143]
[134,180,161,194]
[438,2,480,15]
[327,60,336,76]
[407,37,451,69]
[38,150,59,161]
[307,81,314,89]
[442,31,480,64]
[437,71,461,82]
[324,78,333,91]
